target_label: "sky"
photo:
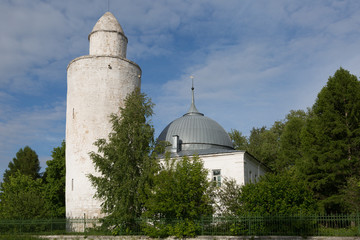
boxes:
[1,0,360,178]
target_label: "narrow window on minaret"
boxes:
[72,179,74,191]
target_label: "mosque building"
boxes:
[158,82,268,187]
[65,11,268,223]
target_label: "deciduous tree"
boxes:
[42,141,66,218]
[229,129,248,150]
[143,155,213,238]
[0,171,46,219]
[246,122,284,170]
[275,110,308,171]
[88,89,157,232]
[219,171,317,216]
[215,178,242,216]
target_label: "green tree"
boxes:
[299,68,360,213]
[42,141,66,218]
[0,171,46,219]
[246,122,284,170]
[88,89,157,232]
[341,176,360,213]
[143,155,213,238]
[215,178,242,216]
[3,146,41,184]
[275,110,308,171]
[246,126,266,159]
[220,171,317,216]
[229,129,248,150]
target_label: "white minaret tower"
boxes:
[66,12,141,220]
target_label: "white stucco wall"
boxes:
[201,152,245,185]
[243,153,267,184]
[199,151,268,186]
[66,56,140,218]
[65,12,141,219]
[89,31,127,58]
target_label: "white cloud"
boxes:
[152,0,360,138]
[2,0,360,176]
[0,100,65,176]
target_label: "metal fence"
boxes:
[198,214,360,236]
[0,214,359,236]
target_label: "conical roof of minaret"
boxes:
[91,12,124,34]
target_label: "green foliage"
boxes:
[227,68,360,214]
[229,110,308,173]
[341,176,360,213]
[0,142,66,220]
[3,146,41,184]
[0,172,47,219]
[215,178,242,216]
[0,236,43,240]
[219,171,318,216]
[168,219,200,238]
[42,141,66,218]
[143,155,213,237]
[299,68,360,213]
[229,122,284,171]
[276,110,308,171]
[247,122,284,170]
[229,129,248,150]
[88,89,157,230]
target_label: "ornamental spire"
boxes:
[185,76,203,116]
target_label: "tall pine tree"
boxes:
[299,68,360,213]
[3,146,41,184]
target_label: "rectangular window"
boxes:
[72,178,74,191]
[212,169,221,187]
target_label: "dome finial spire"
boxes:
[186,76,202,115]
[190,75,195,103]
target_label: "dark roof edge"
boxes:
[244,151,272,172]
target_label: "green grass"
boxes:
[0,236,43,240]
[317,226,360,236]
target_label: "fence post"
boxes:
[201,216,204,235]
[357,211,360,235]
[83,213,86,232]
[248,215,251,236]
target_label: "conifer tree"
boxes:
[299,68,360,213]
[89,89,157,231]
[2,146,41,184]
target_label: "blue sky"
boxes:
[1,0,360,178]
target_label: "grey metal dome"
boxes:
[158,84,233,153]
